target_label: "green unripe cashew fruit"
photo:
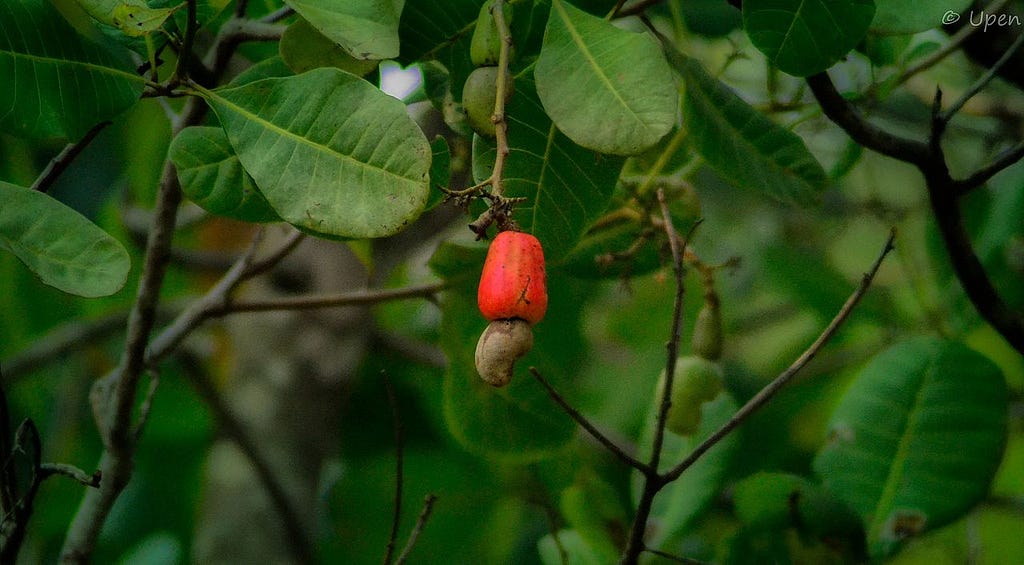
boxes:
[657,356,724,436]
[470,0,513,66]
[461,66,512,138]
[691,297,723,361]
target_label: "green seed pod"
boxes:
[691,297,723,361]
[462,66,513,138]
[470,0,513,67]
[657,356,724,436]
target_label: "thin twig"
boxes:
[38,464,102,488]
[885,0,1011,92]
[395,494,439,565]
[132,370,161,443]
[939,28,1024,123]
[619,196,700,565]
[260,5,295,24]
[489,0,513,198]
[662,228,897,483]
[216,282,447,315]
[529,368,648,472]
[953,140,1024,194]
[643,547,707,564]
[30,121,112,193]
[382,372,405,565]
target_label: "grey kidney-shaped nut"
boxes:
[474,318,534,387]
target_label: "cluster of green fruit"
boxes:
[462,0,514,138]
[659,294,725,436]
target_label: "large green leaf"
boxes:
[168,126,279,223]
[472,75,624,261]
[633,392,739,548]
[813,337,1008,558]
[200,68,431,239]
[534,0,677,155]
[279,17,381,76]
[0,0,144,140]
[0,181,130,297]
[743,0,875,77]
[871,0,972,34]
[669,53,826,205]
[285,0,402,60]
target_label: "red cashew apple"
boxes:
[477,230,548,325]
[474,230,547,386]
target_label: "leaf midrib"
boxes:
[207,88,418,186]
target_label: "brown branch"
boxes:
[215,282,446,315]
[662,229,896,483]
[952,140,1024,194]
[619,195,700,565]
[529,368,649,472]
[30,121,112,193]
[38,464,102,488]
[808,71,1024,354]
[395,494,439,565]
[938,28,1024,124]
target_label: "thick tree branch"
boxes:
[808,71,1024,354]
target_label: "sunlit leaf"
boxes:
[743,0,875,76]
[168,126,280,223]
[285,0,402,60]
[0,181,130,297]
[871,0,972,34]
[200,68,431,239]
[472,75,625,261]
[0,0,144,140]
[535,0,677,155]
[668,52,827,205]
[814,337,1008,558]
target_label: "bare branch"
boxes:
[30,121,112,193]
[216,282,446,315]
[395,494,439,565]
[953,140,1024,194]
[529,367,649,472]
[38,464,101,489]
[938,29,1024,124]
[662,229,897,483]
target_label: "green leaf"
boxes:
[535,0,677,155]
[285,0,402,60]
[472,75,625,261]
[200,68,431,239]
[732,472,863,541]
[0,181,130,297]
[743,0,875,77]
[669,53,827,205]
[0,0,145,140]
[280,17,381,76]
[425,136,451,211]
[813,337,1008,558]
[871,0,972,34]
[168,126,280,223]
[635,393,740,547]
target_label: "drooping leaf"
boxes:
[168,126,280,223]
[0,181,130,297]
[472,75,625,261]
[871,0,972,34]
[743,0,875,76]
[813,337,1008,559]
[285,0,402,60]
[0,0,145,140]
[200,68,431,239]
[668,52,827,205]
[535,0,677,155]
[280,17,381,76]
